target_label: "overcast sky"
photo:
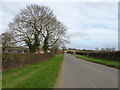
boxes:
[0,1,118,50]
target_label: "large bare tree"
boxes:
[41,19,68,53]
[9,4,68,53]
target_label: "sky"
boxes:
[0,0,118,50]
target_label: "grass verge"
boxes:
[2,54,64,88]
[72,53,120,69]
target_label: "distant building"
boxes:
[8,49,25,53]
[3,47,29,53]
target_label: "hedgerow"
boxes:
[2,52,54,72]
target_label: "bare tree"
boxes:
[111,48,116,51]
[50,43,60,54]
[41,20,68,53]
[95,47,99,51]
[61,45,66,53]
[9,4,60,53]
[1,31,15,51]
[9,4,68,53]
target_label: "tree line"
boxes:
[2,4,68,53]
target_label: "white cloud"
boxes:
[0,2,118,50]
[70,28,117,41]
[1,0,119,2]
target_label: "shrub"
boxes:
[2,52,54,72]
[67,51,73,54]
[75,51,120,61]
[88,51,119,61]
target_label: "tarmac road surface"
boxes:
[56,53,118,88]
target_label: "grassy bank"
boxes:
[2,54,64,88]
[72,53,120,69]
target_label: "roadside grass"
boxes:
[2,54,64,88]
[72,53,120,69]
[0,74,2,90]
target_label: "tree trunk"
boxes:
[28,45,35,53]
[26,33,40,53]
[43,44,48,53]
[29,48,35,53]
[32,33,40,53]
[43,37,49,53]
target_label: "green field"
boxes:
[72,53,120,68]
[2,54,64,88]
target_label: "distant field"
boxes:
[2,54,64,88]
[72,53,120,69]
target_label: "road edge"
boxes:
[54,57,64,88]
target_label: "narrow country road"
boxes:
[56,53,118,88]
